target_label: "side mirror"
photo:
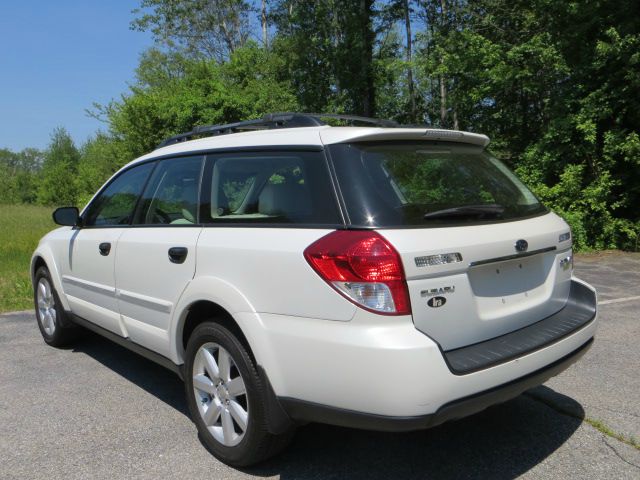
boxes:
[52,207,80,227]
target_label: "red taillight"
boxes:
[304,230,411,315]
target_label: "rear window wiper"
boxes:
[423,204,505,220]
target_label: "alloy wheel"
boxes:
[36,278,57,336]
[192,342,249,447]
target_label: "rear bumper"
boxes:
[443,279,597,374]
[246,277,596,422]
[279,337,593,432]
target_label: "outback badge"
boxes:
[427,296,446,308]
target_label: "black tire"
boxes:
[33,266,77,347]
[184,322,295,467]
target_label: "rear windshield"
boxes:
[330,142,546,227]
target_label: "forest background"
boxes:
[1,0,638,252]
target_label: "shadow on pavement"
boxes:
[73,330,585,480]
[72,330,188,415]
[255,386,584,480]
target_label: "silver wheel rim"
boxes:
[36,278,57,336]
[192,342,249,447]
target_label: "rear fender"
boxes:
[170,276,258,364]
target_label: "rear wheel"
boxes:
[33,266,77,347]
[184,322,294,466]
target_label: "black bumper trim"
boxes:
[443,280,597,375]
[278,337,593,432]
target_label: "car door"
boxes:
[61,162,155,336]
[114,156,204,357]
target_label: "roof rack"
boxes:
[156,112,400,148]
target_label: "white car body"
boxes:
[32,117,597,450]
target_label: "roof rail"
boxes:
[156,112,400,148]
[286,112,399,128]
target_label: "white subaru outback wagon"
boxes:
[32,113,597,466]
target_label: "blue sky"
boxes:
[0,1,152,151]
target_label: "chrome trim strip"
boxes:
[116,289,172,314]
[468,246,557,267]
[62,275,116,296]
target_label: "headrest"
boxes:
[258,182,312,217]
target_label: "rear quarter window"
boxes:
[200,150,342,226]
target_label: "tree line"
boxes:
[1,0,638,250]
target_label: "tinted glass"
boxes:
[83,162,154,226]
[201,151,341,225]
[330,142,546,227]
[134,156,203,225]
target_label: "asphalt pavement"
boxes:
[1,252,639,479]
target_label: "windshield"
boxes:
[329,141,546,227]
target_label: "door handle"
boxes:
[99,242,111,256]
[168,247,188,264]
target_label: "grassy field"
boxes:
[0,204,56,312]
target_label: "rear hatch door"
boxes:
[326,138,573,350]
[382,213,573,350]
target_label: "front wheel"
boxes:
[33,266,77,347]
[184,322,294,466]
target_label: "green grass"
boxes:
[0,204,56,312]
[527,391,640,452]
[586,417,640,451]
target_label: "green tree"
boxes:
[270,1,339,113]
[76,133,126,206]
[37,128,80,206]
[271,0,377,116]
[0,148,43,204]
[409,0,639,249]
[95,44,298,158]
[0,149,20,203]
[131,0,254,61]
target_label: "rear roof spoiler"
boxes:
[319,127,490,147]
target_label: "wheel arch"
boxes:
[175,293,294,435]
[171,276,259,365]
[179,300,255,363]
[30,247,70,311]
[31,256,47,280]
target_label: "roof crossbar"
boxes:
[157,112,400,148]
